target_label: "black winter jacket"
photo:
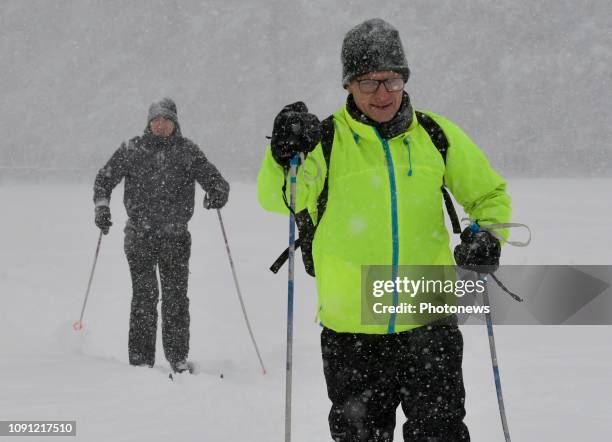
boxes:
[93,131,229,228]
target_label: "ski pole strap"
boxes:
[461,218,532,247]
[484,222,532,247]
[270,238,302,274]
[489,273,524,302]
[467,219,528,303]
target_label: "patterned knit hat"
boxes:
[341,18,410,85]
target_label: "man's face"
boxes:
[149,117,175,137]
[346,71,405,123]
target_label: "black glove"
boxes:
[204,191,228,210]
[270,101,321,167]
[454,225,501,273]
[95,206,112,234]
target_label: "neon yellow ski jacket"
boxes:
[258,105,511,334]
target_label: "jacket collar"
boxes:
[343,92,417,141]
[140,132,182,152]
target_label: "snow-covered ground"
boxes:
[0,178,610,441]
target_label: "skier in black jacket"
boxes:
[93,98,229,373]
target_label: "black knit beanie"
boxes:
[147,98,178,125]
[341,18,410,86]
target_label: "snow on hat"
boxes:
[147,97,178,124]
[341,18,410,86]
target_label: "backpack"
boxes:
[270,110,461,276]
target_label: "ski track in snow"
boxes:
[0,178,610,441]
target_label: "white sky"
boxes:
[1,0,611,179]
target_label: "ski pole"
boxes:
[216,208,267,375]
[285,154,299,442]
[480,273,512,442]
[73,230,103,331]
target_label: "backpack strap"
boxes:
[416,111,448,160]
[315,116,335,224]
[415,111,462,234]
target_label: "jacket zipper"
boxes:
[374,129,399,334]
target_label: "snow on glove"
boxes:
[454,225,501,274]
[95,206,112,234]
[204,190,228,210]
[270,101,321,167]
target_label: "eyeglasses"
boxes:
[356,77,405,94]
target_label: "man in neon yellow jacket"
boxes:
[258,18,511,441]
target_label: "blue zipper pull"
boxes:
[353,133,360,144]
[404,137,413,176]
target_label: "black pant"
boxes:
[321,316,470,442]
[124,224,191,366]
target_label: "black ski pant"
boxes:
[321,316,470,442]
[124,224,191,367]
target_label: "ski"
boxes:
[168,361,195,381]
[168,365,226,381]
